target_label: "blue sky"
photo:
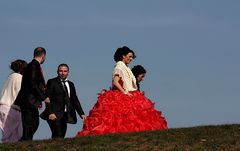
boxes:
[0,1,240,140]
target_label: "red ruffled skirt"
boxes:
[76,90,167,137]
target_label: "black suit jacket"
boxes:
[40,77,85,124]
[14,59,46,109]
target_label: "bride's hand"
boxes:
[124,91,132,97]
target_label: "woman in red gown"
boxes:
[76,46,167,136]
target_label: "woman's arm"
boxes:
[113,75,126,94]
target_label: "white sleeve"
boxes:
[113,68,123,78]
[13,75,22,94]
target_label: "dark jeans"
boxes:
[47,113,68,138]
[21,107,39,140]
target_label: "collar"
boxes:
[58,77,68,82]
[32,59,40,66]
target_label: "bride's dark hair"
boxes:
[114,46,136,62]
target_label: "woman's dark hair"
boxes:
[10,59,28,75]
[131,65,146,78]
[114,46,136,62]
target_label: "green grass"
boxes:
[1,124,240,151]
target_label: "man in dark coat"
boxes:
[14,47,49,140]
[40,63,85,138]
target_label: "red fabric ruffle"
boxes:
[76,90,167,137]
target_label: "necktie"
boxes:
[62,80,71,112]
[62,80,69,97]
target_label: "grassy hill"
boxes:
[0,124,239,151]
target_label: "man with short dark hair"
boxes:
[15,47,49,140]
[40,63,85,138]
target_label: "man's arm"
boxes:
[45,79,54,114]
[29,64,46,101]
[71,82,85,118]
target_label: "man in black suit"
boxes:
[14,47,49,140]
[40,63,86,138]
